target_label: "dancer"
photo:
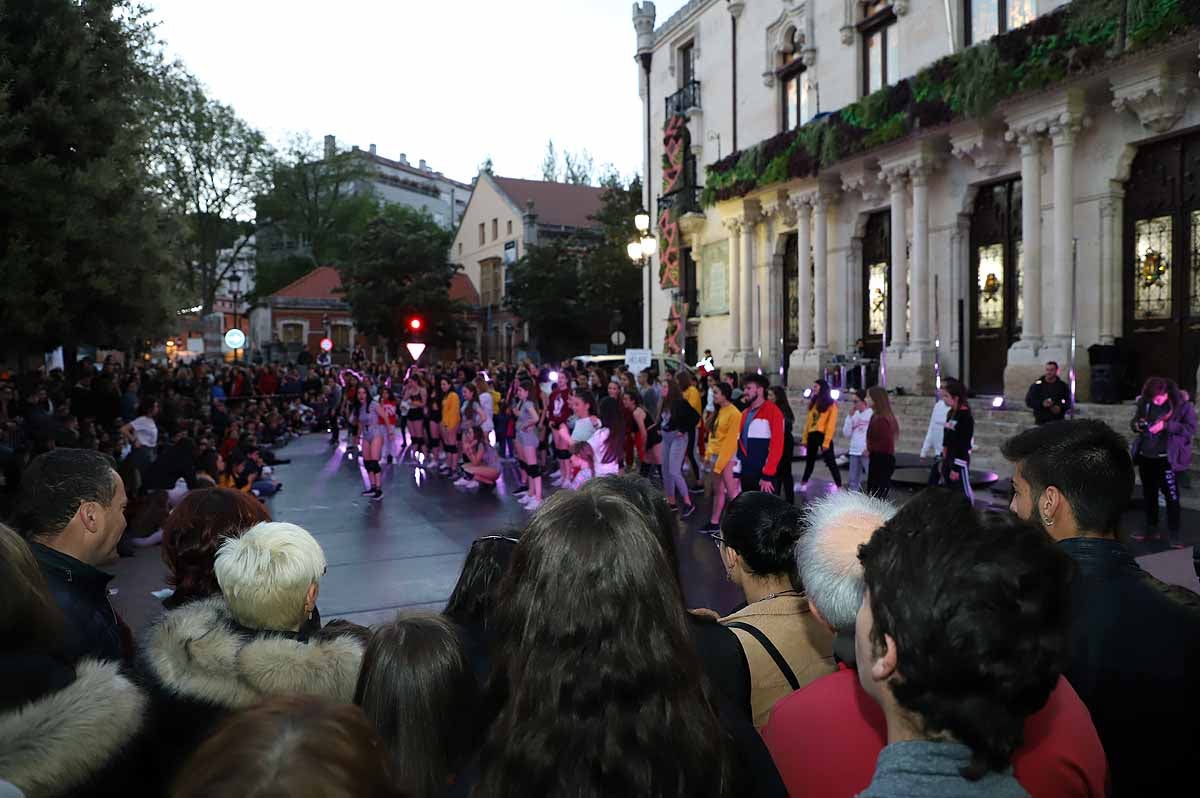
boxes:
[356,385,385,500]
[865,386,899,499]
[378,386,398,464]
[439,376,461,478]
[799,379,842,491]
[513,378,543,511]
[427,375,443,467]
[700,382,742,534]
[940,378,975,501]
[1130,377,1184,545]
[659,375,698,518]
[404,375,427,461]
[769,386,797,504]
[455,425,501,490]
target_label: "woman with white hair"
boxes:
[137,521,366,794]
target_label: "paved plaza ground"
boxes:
[109,433,1200,633]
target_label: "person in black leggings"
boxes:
[939,379,975,503]
[769,387,796,504]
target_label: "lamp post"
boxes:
[628,209,657,349]
[228,270,242,362]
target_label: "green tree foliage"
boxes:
[147,63,274,314]
[578,177,644,348]
[0,0,175,361]
[254,135,378,272]
[504,239,587,356]
[338,204,465,353]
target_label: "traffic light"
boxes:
[408,316,423,332]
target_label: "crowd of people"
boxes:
[1,351,1198,797]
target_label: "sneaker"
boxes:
[699,521,720,534]
[370,489,383,501]
[453,477,472,487]
[512,483,529,495]
[361,488,375,496]
[681,503,697,519]
[461,479,479,489]
[523,497,542,511]
[518,494,537,506]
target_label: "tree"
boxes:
[541,140,560,182]
[577,176,644,348]
[563,149,595,186]
[338,204,466,353]
[0,0,175,368]
[147,64,274,314]
[504,240,587,357]
[254,134,378,272]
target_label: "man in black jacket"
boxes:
[1024,361,1072,424]
[15,448,132,664]
[1002,419,1200,797]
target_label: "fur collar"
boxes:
[0,659,146,797]
[141,596,363,709]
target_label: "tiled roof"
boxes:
[272,266,343,299]
[492,177,605,230]
[450,273,479,304]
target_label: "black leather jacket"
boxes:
[1059,537,1200,796]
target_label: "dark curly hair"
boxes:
[858,489,1073,780]
[476,490,733,798]
[720,491,803,588]
[161,487,271,608]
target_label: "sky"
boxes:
[146,0,692,185]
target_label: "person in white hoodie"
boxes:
[843,389,873,491]
[921,394,952,486]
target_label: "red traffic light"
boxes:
[408,317,423,331]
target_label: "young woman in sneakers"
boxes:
[455,425,501,490]
[356,385,386,499]
[513,378,543,511]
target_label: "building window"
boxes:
[280,322,304,344]
[331,324,351,350]
[478,223,485,246]
[860,1,898,96]
[679,41,695,87]
[492,218,498,240]
[507,220,513,235]
[964,0,1036,46]
[777,26,810,131]
[1134,215,1173,320]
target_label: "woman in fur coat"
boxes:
[137,521,367,794]
[0,522,148,798]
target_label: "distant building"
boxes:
[448,173,606,361]
[248,266,359,362]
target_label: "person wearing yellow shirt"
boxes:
[439,376,461,478]
[799,379,843,491]
[701,383,743,533]
[678,371,704,493]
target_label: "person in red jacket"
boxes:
[737,374,784,494]
[762,491,1108,798]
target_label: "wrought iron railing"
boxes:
[664,80,701,118]
[656,185,701,218]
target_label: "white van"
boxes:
[570,353,694,378]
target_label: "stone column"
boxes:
[724,217,743,360]
[740,204,760,356]
[1016,129,1044,350]
[794,196,813,354]
[1100,185,1124,344]
[886,169,909,349]
[813,194,830,352]
[910,166,931,347]
[1050,114,1084,344]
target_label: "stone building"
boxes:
[248,266,359,361]
[633,0,1200,397]
[449,172,606,361]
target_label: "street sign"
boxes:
[223,329,246,350]
[625,348,652,373]
[406,342,426,361]
[320,337,333,352]
[610,330,627,347]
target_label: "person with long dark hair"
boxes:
[357,385,386,499]
[590,396,626,477]
[512,378,543,511]
[659,375,699,517]
[354,615,481,798]
[865,386,899,499]
[701,383,742,534]
[1130,376,1183,545]
[769,386,797,504]
[678,370,705,493]
[799,380,842,490]
[476,490,736,798]
[940,378,974,501]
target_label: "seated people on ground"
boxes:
[0,523,148,798]
[355,614,481,798]
[1002,419,1200,796]
[716,491,835,729]
[138,521,364,792]
[854,490,1075,797]
[172,694,401,798]
[763,491,1107,798]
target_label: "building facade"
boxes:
[449,173,606,361]
[634,0,1200,397]
[248,266,359,362]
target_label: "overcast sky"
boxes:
[147,0,690,184]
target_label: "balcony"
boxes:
[657,185,701,218]
[664,80,701,118]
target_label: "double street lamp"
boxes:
[627,209,658,349]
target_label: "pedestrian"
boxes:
[865,386,899,499]
[940,378,974,501]
[769,386,797,504]
[920,391,950,486]
[1025,360,1072,424]
[512,378,543,511]
[736,374,785,495]
[356,386,385,500]
[701,382,742,534]
[659,375,699,518]
[843,389,872,491]
[1170,388,1196,492]
[799,380,842,491]
[678,371,705,493]
[1130,377,1183,546]
[439,376,461,479]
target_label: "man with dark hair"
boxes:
[15,448,132,663]
[855,490,1074,796]
[737,374,785,495]
[1002,419,1200,796]
[1024,361,1071,425]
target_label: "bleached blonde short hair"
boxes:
[215,521,326,631]
[798,492,896,634]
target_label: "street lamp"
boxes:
[228,270,242,362]
[628,209,657,353]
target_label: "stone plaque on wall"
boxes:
[701,239,729,315]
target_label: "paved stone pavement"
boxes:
[108,434,1199,633]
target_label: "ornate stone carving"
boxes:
[722,216,743,236]
[1049,111,1089,146]
[841,165,887,206]
[632,2,657,53]
[952,126,1012,176]
[1111,70,1197,134]
[894,0,909,15]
